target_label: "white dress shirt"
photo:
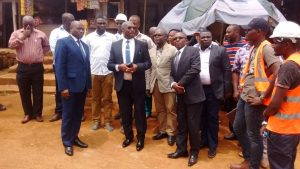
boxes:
[115,32,123,40]
[49,25,69,64]
[199,45,212,85]
[84,31,116,75]
[135,32,155,49]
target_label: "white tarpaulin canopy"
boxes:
[158,0,286,35]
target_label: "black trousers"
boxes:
[267,131,300,169]
[117,80,147,140]
[53,65,63,113]
[16,62,44,117]
[176,95,203,155]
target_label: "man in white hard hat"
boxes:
[114,13,127,40]
[262,21,300,169]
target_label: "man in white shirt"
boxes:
[84,15,116,132]
[49,13,74,122]
[114,13,127,41]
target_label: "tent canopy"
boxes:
[158,0,286,35]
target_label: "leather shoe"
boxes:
[152,132,168,140]
[49,113,61,122]
[21,115,31,124]
[224,132,237,140]
[35,115,44,122]
[74,138,88,148]
[208,148,217,158]
[230,160,250,169]
[167,135,176,146]
[188,154,198,166]
[122,139,133,148]
[136,139,144,151]
[64,146,73,156]
[167,151,188,159]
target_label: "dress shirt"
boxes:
[8,28,50,64]
[49,25,69,64]
[84,31,116,75]
[135,32,155,49]
[115,32,123,40]
[199,44,212,85]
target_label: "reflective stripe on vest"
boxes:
[240,40,271,105]
[266,52,300,134]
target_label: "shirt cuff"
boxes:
[115,64,120,72]
[171,82,176,88]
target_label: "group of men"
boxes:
[7,11,299,169]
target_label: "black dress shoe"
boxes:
[188,154,198,166]
[65,146,73,156]
[49,113,61,122]
[152,132,168,140]
[74,138,88,148]
[167,135,176,146]
[122,139,133,148]
[167,151,188,159]
[208,148,216,158]
[21,115,31,124]
[136,139,144,151]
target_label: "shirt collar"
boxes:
[70,34,80,42]
[178,45,186,53]
[200,44,212,51]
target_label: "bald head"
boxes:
[149,26,157,39]
[70,21,84,39]
[22,15,34,31]
[129,15,141,35]
[62,13,75,32]
[121,21,136,39]
[225,24,241,43]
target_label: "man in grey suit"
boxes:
[167,32,206,167]
[195,29,232,158]
[146,28,177,146]
[107,21,151,151]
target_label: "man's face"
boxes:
[129,17,140,34]
[23,18,34,32]
[153,30,167,46]
[64,16,75,32]
[200,32,212,48]
[271,38,288,57]
[122,22,136,39]
[245,28,259,42]
[71,22,84,39]
[225,26,236,42]
[115,20,124,31]
[173,33,188,50]
[168,30,178,45]
[96,18,107,33]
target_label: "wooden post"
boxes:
[142,0,146,34]
[12,0,17,31]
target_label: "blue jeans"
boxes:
[233,98,265,169]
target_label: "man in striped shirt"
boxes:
[223,24,247,140]
[8,15,50,124]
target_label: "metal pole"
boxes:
[12,0,17,31]
[143,0,146,34]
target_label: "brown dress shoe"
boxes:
[21,115,31,124]
[230,160,250,169]
[49,113,61,122]
[35,115,44,122]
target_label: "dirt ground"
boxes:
[0,93,299,169]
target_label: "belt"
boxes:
[18,61,43,66]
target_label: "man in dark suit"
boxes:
[194,29,232,158]
[107,21,151,151]
[167,32,206,167]
[55,21,92,156]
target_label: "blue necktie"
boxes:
[77,40,86,59]
[125,40,131,64]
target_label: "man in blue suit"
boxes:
[108,21,151,151]
[55,21,91,156]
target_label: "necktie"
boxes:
[77,40,86,59]
[174,51,181,72]
[125,40,131,64]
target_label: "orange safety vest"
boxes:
[240,40,272,106]
[266,52,300,134]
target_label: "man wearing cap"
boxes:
[230,18,281,169]
[263,21,300,169]
[114,13,127,41]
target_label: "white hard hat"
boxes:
[115,13,127,22]
[270,21,300,43]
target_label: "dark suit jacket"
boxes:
[208,44,232,100]
[170,46,206,104]
[107,39,152,93]
[55,36,92,92]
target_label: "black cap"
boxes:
[243,18,270,34]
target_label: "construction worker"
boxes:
[263,21,300,169]
[230,18,282,169]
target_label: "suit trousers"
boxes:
[267,131,300,169]
[117,80,147,140]
[152,81,177,136]
[91,74,113,124]
[176,95,203,155]
[61,90,87,147]
[16,62,44,117]
[53,65,63,113]
[201,85,221,150]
